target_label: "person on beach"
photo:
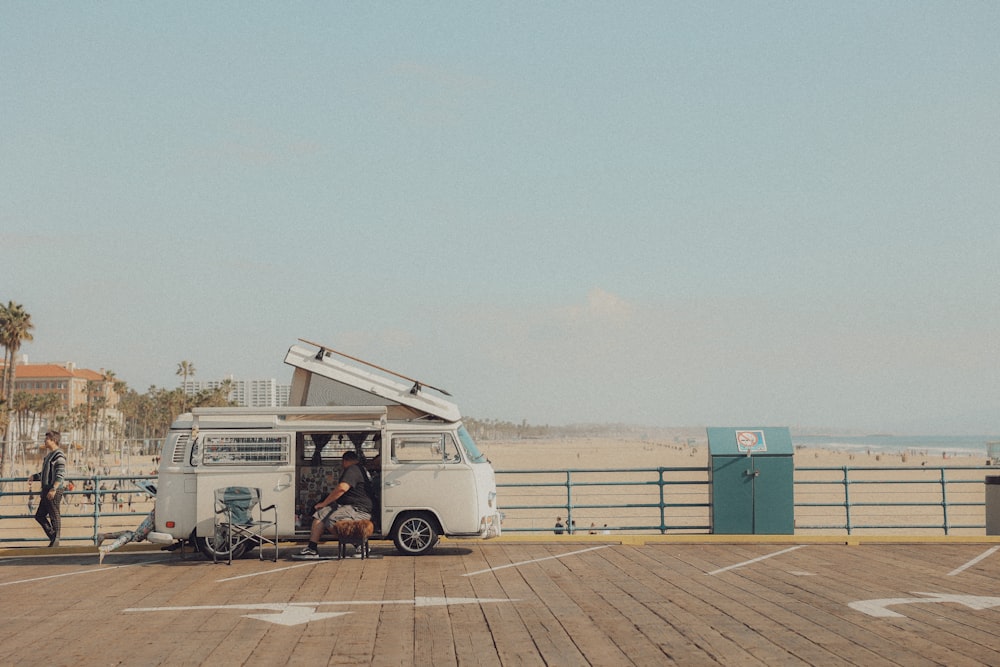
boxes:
[554,517,564,535]
[298,451,372,557]
[28,431,66,547]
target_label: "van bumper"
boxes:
[147,531,176,545]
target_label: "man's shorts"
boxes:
[314,504,371,528]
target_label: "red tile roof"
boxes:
[7,364,107,380]
[10,364,76,378]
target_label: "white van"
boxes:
[149,342,501,558]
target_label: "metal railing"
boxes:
[794,466,990,534]
[495,464,996,536]
[0,474,157,546]
[497,467,712,535]
[0,463,995,545]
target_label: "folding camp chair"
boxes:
[212,487,278,564]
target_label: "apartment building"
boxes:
[4,360,122,446]
[181,376,290,408]
[10,361,120,413]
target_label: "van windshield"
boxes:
[457,426,487,464]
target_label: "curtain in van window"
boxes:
[310,434,333,466]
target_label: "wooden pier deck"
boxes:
[2,537,999,666]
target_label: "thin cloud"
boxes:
[556,288,635,325]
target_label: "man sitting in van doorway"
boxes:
[299,451,373,557]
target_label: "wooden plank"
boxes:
[371,555,415,667]
[669,544,994,666]
[413,554,458,665]
[603,546,833,666]
[553,544,731,664]
[647,545,932,666]
[4,542,1000,665]
[461,546,546,666]
[487,544,591,665]
[516,550,634,664]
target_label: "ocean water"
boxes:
[793,434,1000,458]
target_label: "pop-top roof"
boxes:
[284,343,461,422]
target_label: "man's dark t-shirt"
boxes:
[338,464,372,513]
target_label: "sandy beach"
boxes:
[479,432,990,471]
[480,433,993,536]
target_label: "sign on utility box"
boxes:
[707,427,795,535]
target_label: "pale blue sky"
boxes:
[3,3,999,434]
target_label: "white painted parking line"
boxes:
[125,596,517,627]
[217,559,330,582]
[462,545,614,577]
[849,592,1000,618]
[707,545,805,575]
[0,556,172,587]
[947,546,999,576]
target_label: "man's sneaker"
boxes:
[298,546,319,557]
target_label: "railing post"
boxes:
[565,470,574,534]
[92,474,103,543]
[940,468,949,535]
[659,468,667,534]
[842,467,852,535]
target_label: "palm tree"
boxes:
[37,391,63,434]
[176,361,195,412]
[1,301,35,401]
[105,370,128,402]
[217,377,235,405]
[0,301,34,478]
[176,361,196,384]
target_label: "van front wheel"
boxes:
[195,527,249,561]
[392,513,438,556]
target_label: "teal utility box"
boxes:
[707,427,795,534]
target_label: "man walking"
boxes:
[29,431,66,547]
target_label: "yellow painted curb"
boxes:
[442,534,1000,547]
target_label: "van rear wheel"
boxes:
[195,527,249,561]
[392,513,438,556]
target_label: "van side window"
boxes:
[200,433,290,465]
[391,434,461,463]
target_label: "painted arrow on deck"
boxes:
[849,592,1000,618]
[124,596,516,627]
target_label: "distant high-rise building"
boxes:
[181,376,290,408]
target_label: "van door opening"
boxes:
[294,430,382,535]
